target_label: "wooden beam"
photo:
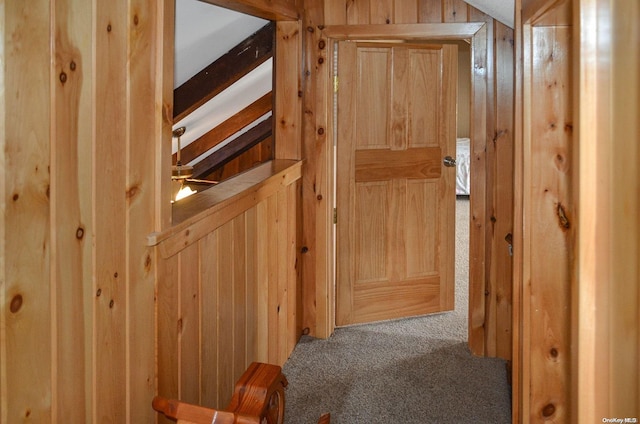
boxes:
[173,22,274,122]
[192,118,272,179]
[197,0,300,21]
[175,92,272,164]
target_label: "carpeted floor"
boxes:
[282,198,511,423]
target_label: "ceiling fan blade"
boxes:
[185,178,219,185]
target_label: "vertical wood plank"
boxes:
[94,1,127,421]
[200,232,219,409]
[443,0,469,23]
[217,222,235,407]
[159,0,174,229]
[370,0,393,24]
[232,214,247,378]
[418,0,442,23]
[255,200,269,362]
[276,190,289,364]
[286,182,300,356]
[179,244,200,404]
[325,0,348,25]
[3,1,52,422]
[394,0,419,24]
[127,0,158,420]
[493,21,514,361]
[157,253,179,414]
[275,21,302,160]
[266,195,280,363]
[467,24,489,357]
[245,207,258,364]
[346,0,370,24]
[52,0,92,421]
[301,0,325,338]
[0,2,5,418]
[527,26,572,423]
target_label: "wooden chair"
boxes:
[153,362,331,424]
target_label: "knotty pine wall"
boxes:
[1,0,168,422]
[1,0,303,422]
[300,0,515,360]
[155,168,302,413]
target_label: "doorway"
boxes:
[320,23,488,355]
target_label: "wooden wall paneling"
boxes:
[276,190,289,364]
[199,231,220,408]
[443,0,469,23]
[3,1,52,422]
[255,200,270,362]
[266,194,280,363]
[394,1,419,24]
[94,1,128,421]
[370,0,393,24]
[608,2,639,415]
[244,207,259,364]
[217,221,236,408]
[469,6,498,357]
[52,0,92,421]
[574,1,640,420]
[467,22,489,357]
[275,21,302,161]
[346,0,370,24]
[527,25,572,422]
[157,253,180,423]
[178,243,201,404]
[325,0,348,25]
[301,0,333,339]
[0,3,5,419]
[286,181,301,355]
[232,214,248,380]
[128,0,160,420]
[159,0,174,228]
[512,1,525,420]
[418,0,443,23]
[493,21,514,361]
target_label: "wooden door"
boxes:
[336,41,457,326]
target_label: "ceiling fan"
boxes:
[171,126,218,202]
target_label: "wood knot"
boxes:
[96,288,102,297]
[109,299,115,308]
[302,327,310,335]
[301,246,309,254]
[318,39,326,50]
[76,226,85,239]
[556,203,570,230]
[307,26,315,33]
[107,23,112,32]
[12,193,19,201]
[145,254,152,271]
[317,127,325,135]
[59,71,67,84]
[70,61,76,71]
[550,347,559,358]
[542,403,556,418]
[318,57,324,64]
[114,272,119,278]
[133,14,139,25]
[10,294,23,313]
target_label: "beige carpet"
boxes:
[282,198,511,423]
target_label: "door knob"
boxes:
[443,156,456,167]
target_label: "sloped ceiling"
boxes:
[464,0,514,28]
[173,0,271,161]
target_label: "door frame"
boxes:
[318,23,488,354]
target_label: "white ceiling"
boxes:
[464,0,514,28]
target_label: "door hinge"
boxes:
[333,207,337,224]
[333,76,339,93]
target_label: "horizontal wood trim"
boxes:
[148,159,302,257]
[355,147,441,181]
[322,22,484,40]
[197,0,300,21]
